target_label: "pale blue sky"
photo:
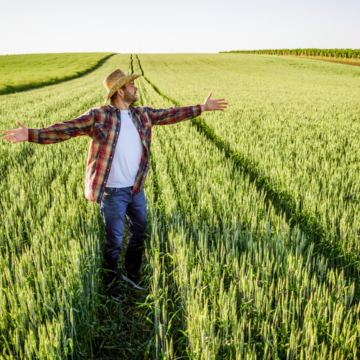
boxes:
[1,0,359,55]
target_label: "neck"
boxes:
[112,97,131,110]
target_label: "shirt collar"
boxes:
[107,104,117,113]
[107,103,136,114]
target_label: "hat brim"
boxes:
[104,74,140,103]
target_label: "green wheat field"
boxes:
[0,53,113,95]
[1,52,360,359]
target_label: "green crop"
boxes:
[0,53,114,95]
[136,53,360,277]
[2,52,360,359]
[0,54,140,358]
[134,53,360,358]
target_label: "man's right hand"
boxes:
[2,121,29,144]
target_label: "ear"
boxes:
[117,88,125,99]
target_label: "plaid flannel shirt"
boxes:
[28,104,202,203]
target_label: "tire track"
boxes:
[135,54,360,298]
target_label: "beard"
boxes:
[123,89,137,105]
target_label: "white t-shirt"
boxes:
[106,110,143,188]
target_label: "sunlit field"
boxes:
[1,52,360,358]
[0,54,147,359]
[0,52,114,95]
[135,53,360,359]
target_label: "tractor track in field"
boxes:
[133,54,226,235]
[134,54,360,299]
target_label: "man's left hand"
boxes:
[201,92,228,112]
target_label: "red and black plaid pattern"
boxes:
[28,104,202,203]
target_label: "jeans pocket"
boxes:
[104,187,117,196]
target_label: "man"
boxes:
[2,68,228,299]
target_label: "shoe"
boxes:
[122,274,145,290]
[110,286,125,302]
[106,277,126,301]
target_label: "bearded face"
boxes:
[123,88,138,104]
[122,80,138,105]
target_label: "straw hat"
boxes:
[103,69,140,103]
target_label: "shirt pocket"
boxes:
[93,122,110,143]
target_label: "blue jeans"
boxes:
[99,186,147,284]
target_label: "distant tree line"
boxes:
[220,48,360,59]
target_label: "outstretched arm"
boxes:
[150,92,228,126]
[2,110,94,145]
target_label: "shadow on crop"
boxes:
[134,54,360,299]
[84,218,153,360]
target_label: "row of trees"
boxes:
[221,48,360,59]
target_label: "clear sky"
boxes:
[1,0,359,55]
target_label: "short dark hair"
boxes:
[110,84,126,103]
